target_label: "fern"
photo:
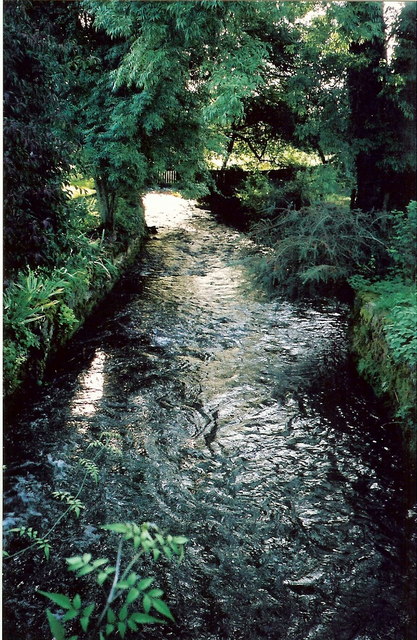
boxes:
[52,491,85,518]
[77,458,100,483]
[9,526,51,560]
[87,431,123,456]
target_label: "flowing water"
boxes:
[3,193,415,639]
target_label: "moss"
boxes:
[351,290,416,458]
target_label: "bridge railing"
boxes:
[156,170,178,186]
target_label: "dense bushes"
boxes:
[247,203,391,298]
[237,164,351,223]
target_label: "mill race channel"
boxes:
[3,193,415,639]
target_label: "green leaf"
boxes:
[102,523,129,533]
[151,598,175,622]
[152,548,161,561]
[82,553,92,563]
[117,621,127,638]
[127,618,138,631]
[127,572,138,586]
[82,603,95,618]
[105,623,114,635]
[97,571,109,586]
[46,610,66,640]
[119,605,128,621]
[143,594,152,614]
[73,594,82,610]
[126,587,140,604]
[80,616,90,632]
[130,612,165,624]
[137,577,154,591]
[63,609,79,622]
[148,589,164,598]
[38,591,73,610]
[172,536,188,545]
[77,564,96,577]
[107,608,116,623]
[92,558,109,569]
[66,557,85,570]
[116,580,130,589]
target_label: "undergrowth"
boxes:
[3,430,188,639]
[3,189,145,398]
[247,203,390,298]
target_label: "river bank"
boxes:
[351,288,416,461]
[3,203,147,406]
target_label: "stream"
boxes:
[3,193,415,639]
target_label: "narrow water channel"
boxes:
[3,193,415,639]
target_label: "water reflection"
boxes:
[70,349,106,418]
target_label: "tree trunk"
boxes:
[221,131,237,170]
[95,176,115,232]
[348,3,388,211]
[384,2,417,210]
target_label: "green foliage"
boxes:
[3,267,74,395]
[2,202,129,397]
[388,201,417,281]
[8,527,51,560]
[349,276,416,437]
[349,277,417,369]
[248,203,390,297]
[237,173,278,218]
[4,268,69,328]
[87,431,123,457]
[3,1,75,275]
[52,492,86,519]
[236,165,351,226]
[38,522,187,639]
[76,458,100,483]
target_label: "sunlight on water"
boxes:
[143,191,196,230]
[70,349,106,419]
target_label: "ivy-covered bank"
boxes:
[350,280,416,458]
[3,201,147,403]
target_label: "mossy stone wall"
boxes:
[351,291,416,458]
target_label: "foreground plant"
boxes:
[38,521,188,639]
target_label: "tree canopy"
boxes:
[3,0,416,277]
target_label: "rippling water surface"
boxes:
[3,194,414,639]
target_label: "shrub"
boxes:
[247,203,391,297]
[388,200,417,281]
[236,165,350,223]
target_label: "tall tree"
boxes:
[384,1,417,210]
[3,0,74,275]
[344,2,392,211]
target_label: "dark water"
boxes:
[3,193,415,639]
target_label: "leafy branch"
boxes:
[38,522,188,639]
